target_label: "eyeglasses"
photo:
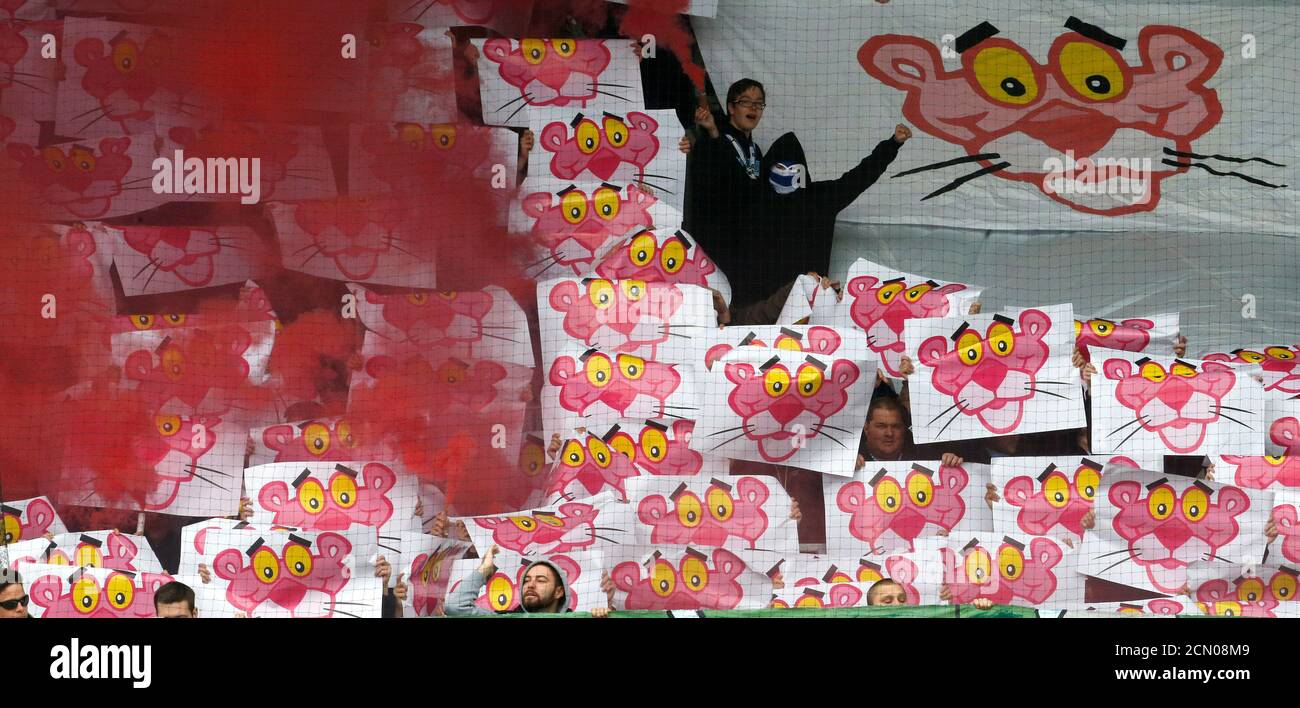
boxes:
[731,99,766,110]
[0,595,29,610]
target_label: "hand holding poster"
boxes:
[622,475,798,553]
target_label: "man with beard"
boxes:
[446,544,613,617]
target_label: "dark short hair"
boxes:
[154,581,195,612]
[866,578,905,604]
[867,395,909,425]
[0,569,23,595]
[726,78,766,106]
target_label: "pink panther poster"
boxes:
[621,475,799,553]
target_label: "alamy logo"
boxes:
[1041,150,1153,206]
[49,638,152,688]
[151,149,261,204]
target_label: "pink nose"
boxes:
[882,305,909,335]
[767,395,804,427]
[601,381,637,412]
[892,507,926,540]
[971,359,1009,393]
[1155,378,1193,412]
[1153,519,1192,551]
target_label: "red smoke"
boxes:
[619,0,706,90]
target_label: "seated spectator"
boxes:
[866,579,908,606]
[0,572,30,618]
[154,581,198,618]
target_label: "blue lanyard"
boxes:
[724,134,760,180]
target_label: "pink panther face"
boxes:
[74,33,179,130]
[470,555,582,613]
[10,531,139,571]
[292,196,405,281]
[1109,478,1249,593]
[605,420,703,476]
[132,412,220,511]
[837,464,968,551]
[549,278,682,357]
[1103,357,1237,454]
[257,463,397,532]
[365,354,506,413]
[1196,569,1298,618]
[596,229,716,290]
[722,353,859,462]
[637,478,770,549]
[705,326,842,371]
[612,548,746,610]
[1075,317,1153,362]
[860,21,1226,215]
[1221,417,1300,489]
[776,584,865,609]
[941,536,1062,605]
[854,556,922,605]
[1205,345,1300,394]
[918,309,1054,435]
[122,226,220,287]
[549,350,682,420]
[123,327,252,416]
[262,419,361,463]
[1003,460,1102,538]
[407,545,460,617]
[474,502,599,555]
[482,38,611,107]
[7,138,133,218]
[548,433,639,499]
[846,275,967,377]
[359,122,493,193]
[540,111,660,181]
[368,289,495,350]
[523,184,656,274]
[1,498,56,544]
[30,570,171,618]
[212,533,353,617]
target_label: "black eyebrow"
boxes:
[669,483,689,501]
[602,111,624,121]
[79,534,103,548]
[709,478,732,492]
[556,184,579,196]
[602,424,620,442]
[1193,480,1213,494]
[1135,357,1152,366]
[992,314,1014,325]
[569,112,585,127]
[1,504,20,515]
[962,538,981,552]
[1080,458,1103,471]
[910,463,935,477]
[334,464,358,478]
[1002,536,1025,552]
[804,355,826,371]
[758,355,781,372]
[246,538,265,557]
[869,469,889,487]
[1172,359,1196,370]
[644,420,667,431]
[956,21,999,53]
[1064,16,1126,50]
[1146,477,1170,490]
[287,534,312,548]
[738,331,758,346]
[579,348,597,362]
[1037,463,1058,482]
[951,322,970,341]
[881,277,905,285]
[291,469,312,489]
[779,327,802,341]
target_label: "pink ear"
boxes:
[636,496,668,525]
[107,531,137,561]
[836,481,866,513]
[521,192,552,219]
[627,111,657,133]
[73,37,105,68]
[100,137,129,155]
[735,477,769,506]
[30,576,63,609]
[1215,487,1249,517]
[829,583,863,607]
[317,532,353,559]
[1273,505,1298,531]
[1102,358,1133,381]
[539,121,568,151]
[1270,417,1300,451]
[548,280,580,313]
[918,336,950,367]
[258,481,291,513]
[1121,318,1155,332]
[724,362,756,385]
[1202,353,1232,363]
[1003,477,1036,508]
[1195,579,1229,603]
[1018,309,1052,338]
[859,35,946,90]
[934,283,967,297]
[124,350,156,381]
[713,548,742,577]
[846,275,879,297]
[1109,480,1143,508]
[885,556,918,586]
[262,425,296,452]
[704,344,732,370]
[1030,537,1063,569]
[806,327,841,355]
[940,464,969,493]
[1138,26,1223,83]
[610,561,642,593]
[481,38,512,63]
[361,463,397,495]
[213,549,245,581]
[548,357,576,386]
[554,555,582,583]
[830,360,860,387]
[25,498,55,532]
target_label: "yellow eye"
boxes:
[971,44,1038,105]
[1044,473,1071,509]
[1058,41,1125,101]
[164,313,186,325]
[660,239,686,274]
[1148,486,1174,520]
[707,487,734,521]
[795,594,823,608]
[875,282,904,305]
[1140,362,1167,383]
[640,428,667,462]
[776,337,803,351]
[1181,487,1208,522]
[398,123,425,150]
[764,367,791,397]
[1267,346,1297,361]
[253,547,280,584]
[1075,466,1099,501]
[1170,362,1197,378]
[535,513,563,527]
[1073,320,1082,338]
[330,473,358,509]
[587,279,614,309]
[155,414,181,437]
[603,116,628,148]
[284,543,313,577]
[957,331,984,366]
[998,545,1024,581]
[681,556,709,592]
[405,293,428,308]
[904,283,932,303]
[857,565,883,583]
[73,577,100,614]
[76,544,103,568]
[336,420,356,449]
[587,437,611,468]
[42,146,67,172]
[162,347,184,381]
[874,479,901,513]
[298,479,326,515]
[521,39,546,64]
[965,548,992,585]
[575,120,600,154]
[561,190,588,224]
[520,442,545,476]
[585,354,612,387]
[987,322,1015,357]
[429,124,456,150]
[1237,578,1264,603]
[609,432,636,461]
[131,314,155,330]
[510,516,536,532]
[1214,601,1241,616]
[628,232,655,266]
[676,493,703,527]
[419,554,442,584]
[70,147,96,172]
[488,575,514,610]
[551,39,576,57]
[106,574,133,609]
[652,561,676,597]
[793,364,823,397]
[1089,320,1114,337]
[617,354,645,381]
[302,422,330,456]
[112,40,138,73]
[1267,455,1287,466]
[907,472,934,508]
[561,440,586,467]
[1271,573,1297,602]
[437,359,468,385]
[593,187,620,221]
[619,279,646,301]
[2,514,19,543]
[1239,351,1265,364]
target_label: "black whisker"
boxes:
[192,465,231,476]
[1163,147,1284,168]
[1215,412,1253,429]
[921,162,1011,201]
[634,181,675,195]
[816,423,856,436]
[69,104,107,120]
[1113,418,1149,450]
[330,608,362,619]
[927,399,964,426]
[1213,404,1254,414]
[503,96,534,123]
[495,93,531,112]
[710,428,753,450]
[477,332,521,344]
[411,0,437,22]
[812,427,847,449]
[379,543,400,553]
[133,258,160,280]
[1099,552,1137,575]
[1160,159,1287,189]
[634,172,678,181]
[893,153,1001,178]
[936,401,967,438]
[1090,547,1133,560]
[79,109,112,132]
[590,526,626,533]
[594,83,637,89]
[187,470,223,489]
[591,90,631,102]
[1026,380,1073,385]
[593,535,621,544]
[660,405,697,410]
[706,425,752,437]
[1105,416,1146,438]
[142,261,163,290]
[1025,387,1071,400]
